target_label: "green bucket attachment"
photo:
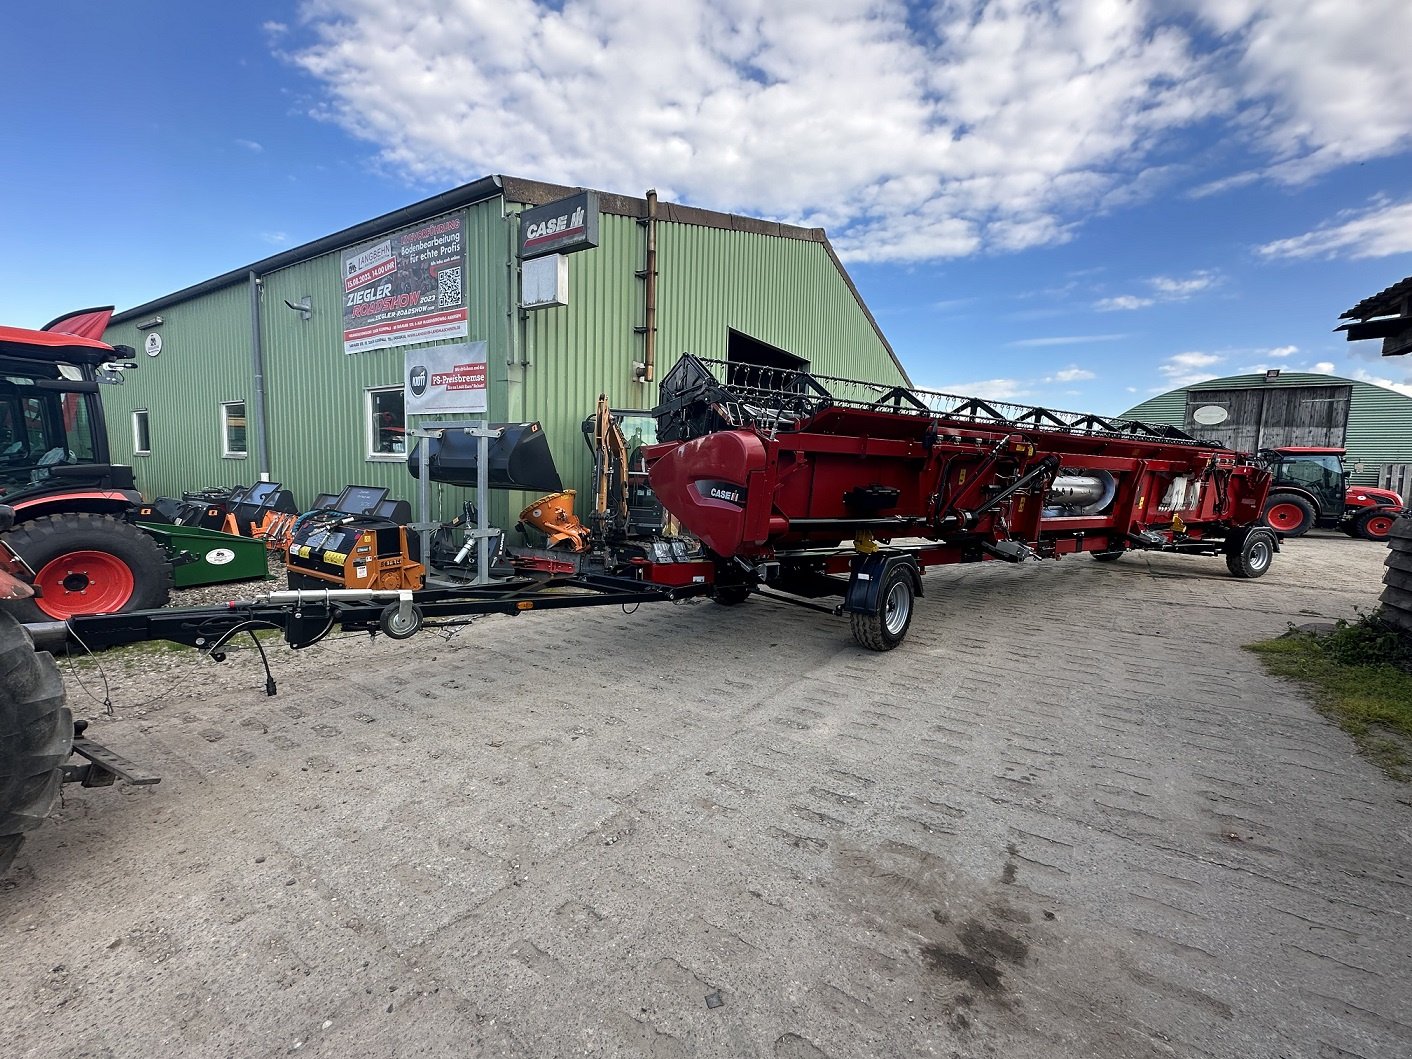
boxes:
[138,523,271,588]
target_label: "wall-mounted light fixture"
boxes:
[135,316,164,330]
[283,296,313,321]
[1265,368,1281,381]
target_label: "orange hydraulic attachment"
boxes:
[519,490,592,552]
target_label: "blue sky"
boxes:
[6,1,1411,415]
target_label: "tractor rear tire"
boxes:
[2,513,172,622]
[1263,494,1315,538]
[1354,507,1397,542]
[1226,528,1276,579]
[849,564,916,651]
[0,610,72,876]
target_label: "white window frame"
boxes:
[365,385,408,462]
[131,409,151,456]
[221,400,247,459]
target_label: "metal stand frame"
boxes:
[406,419,502,586]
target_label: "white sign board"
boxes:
[405,341,488,414]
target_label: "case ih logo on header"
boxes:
[518,191,600,259]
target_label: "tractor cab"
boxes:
[1263,447,1348,517]
[0,325,138,507]
[1258,446,1406,540]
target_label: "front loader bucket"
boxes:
[407,422,562,493]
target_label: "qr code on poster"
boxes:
[436,266,462,308]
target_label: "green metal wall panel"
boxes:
[1121,373,1412,486]
[511,213,905,506]
[100,189,905,532]
[99,282,256,501]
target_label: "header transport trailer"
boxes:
[6,354,1277,873]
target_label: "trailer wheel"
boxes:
[378,602,424,640]
[1226,528,1276,579]
[2,513,172,622]
[1353,508,1396,542]
[0,610,72,876]
[1091,549,1125,562]
[850,565,915,651]
[1263,494,1315,538]
[712,585,752,606]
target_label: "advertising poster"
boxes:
[405,341,488,414]
[342,215,468,354]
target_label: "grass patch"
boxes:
[1246,611,1412,781]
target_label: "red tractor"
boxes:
[0,311,172,621]
[1260,447,1406,541]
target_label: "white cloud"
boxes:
[1095,294,1154,312]
[1191,1,1412,182]
[234,139,265,153]
[1257,198,1412,260]
[1311,361,1336,374]
[926,378,1030,402]
[286,1,1412,263]
[1097,269,1220,311]
[1010,334,1128,348]
[1049,366,1096,382]
[1267,345,1296,357]
[1149,270,1218,297]
[1349,367,1412,398]
[261,231,290,245]
[1157,350,1225,388]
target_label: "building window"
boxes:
[222,401,247,458]
[132,409,151,455]
[366,386,407,459]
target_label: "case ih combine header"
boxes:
[5,352,1278,873]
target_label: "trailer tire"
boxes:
[1353,508,1397,542]
[0,610,72,876]
[1091,549,1125,562]
[1226,528,1276,579]
[1263,494,1315,538]
[712,585,752,606]
[2,513,172,622]
[850,565,915,651]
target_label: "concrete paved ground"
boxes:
[2,532,1409,1058]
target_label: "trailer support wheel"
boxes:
[850,564,917,651]
[0,610,72,876]
[1226,528,1276,579]
[378,602,424,640]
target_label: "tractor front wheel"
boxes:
[0,610,72,875]
[1263,494,1315,537]
[3,513,172,622]
[1354,508,1397,542]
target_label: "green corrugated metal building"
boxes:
[100,176,907,522]
[1121,371,1412,494]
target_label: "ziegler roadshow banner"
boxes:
[341,215,468,354]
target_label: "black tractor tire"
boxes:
[0,610,72,876]
[1,513,172,622]
[1353,507,1398,542]
[849,564,916,651]
[1262,493,1316,538]
[1091,549,1125,562]
[1226,528,1276,579]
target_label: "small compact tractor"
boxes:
[1259,447,1406,541]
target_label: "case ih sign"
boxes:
[518,191,600,259]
